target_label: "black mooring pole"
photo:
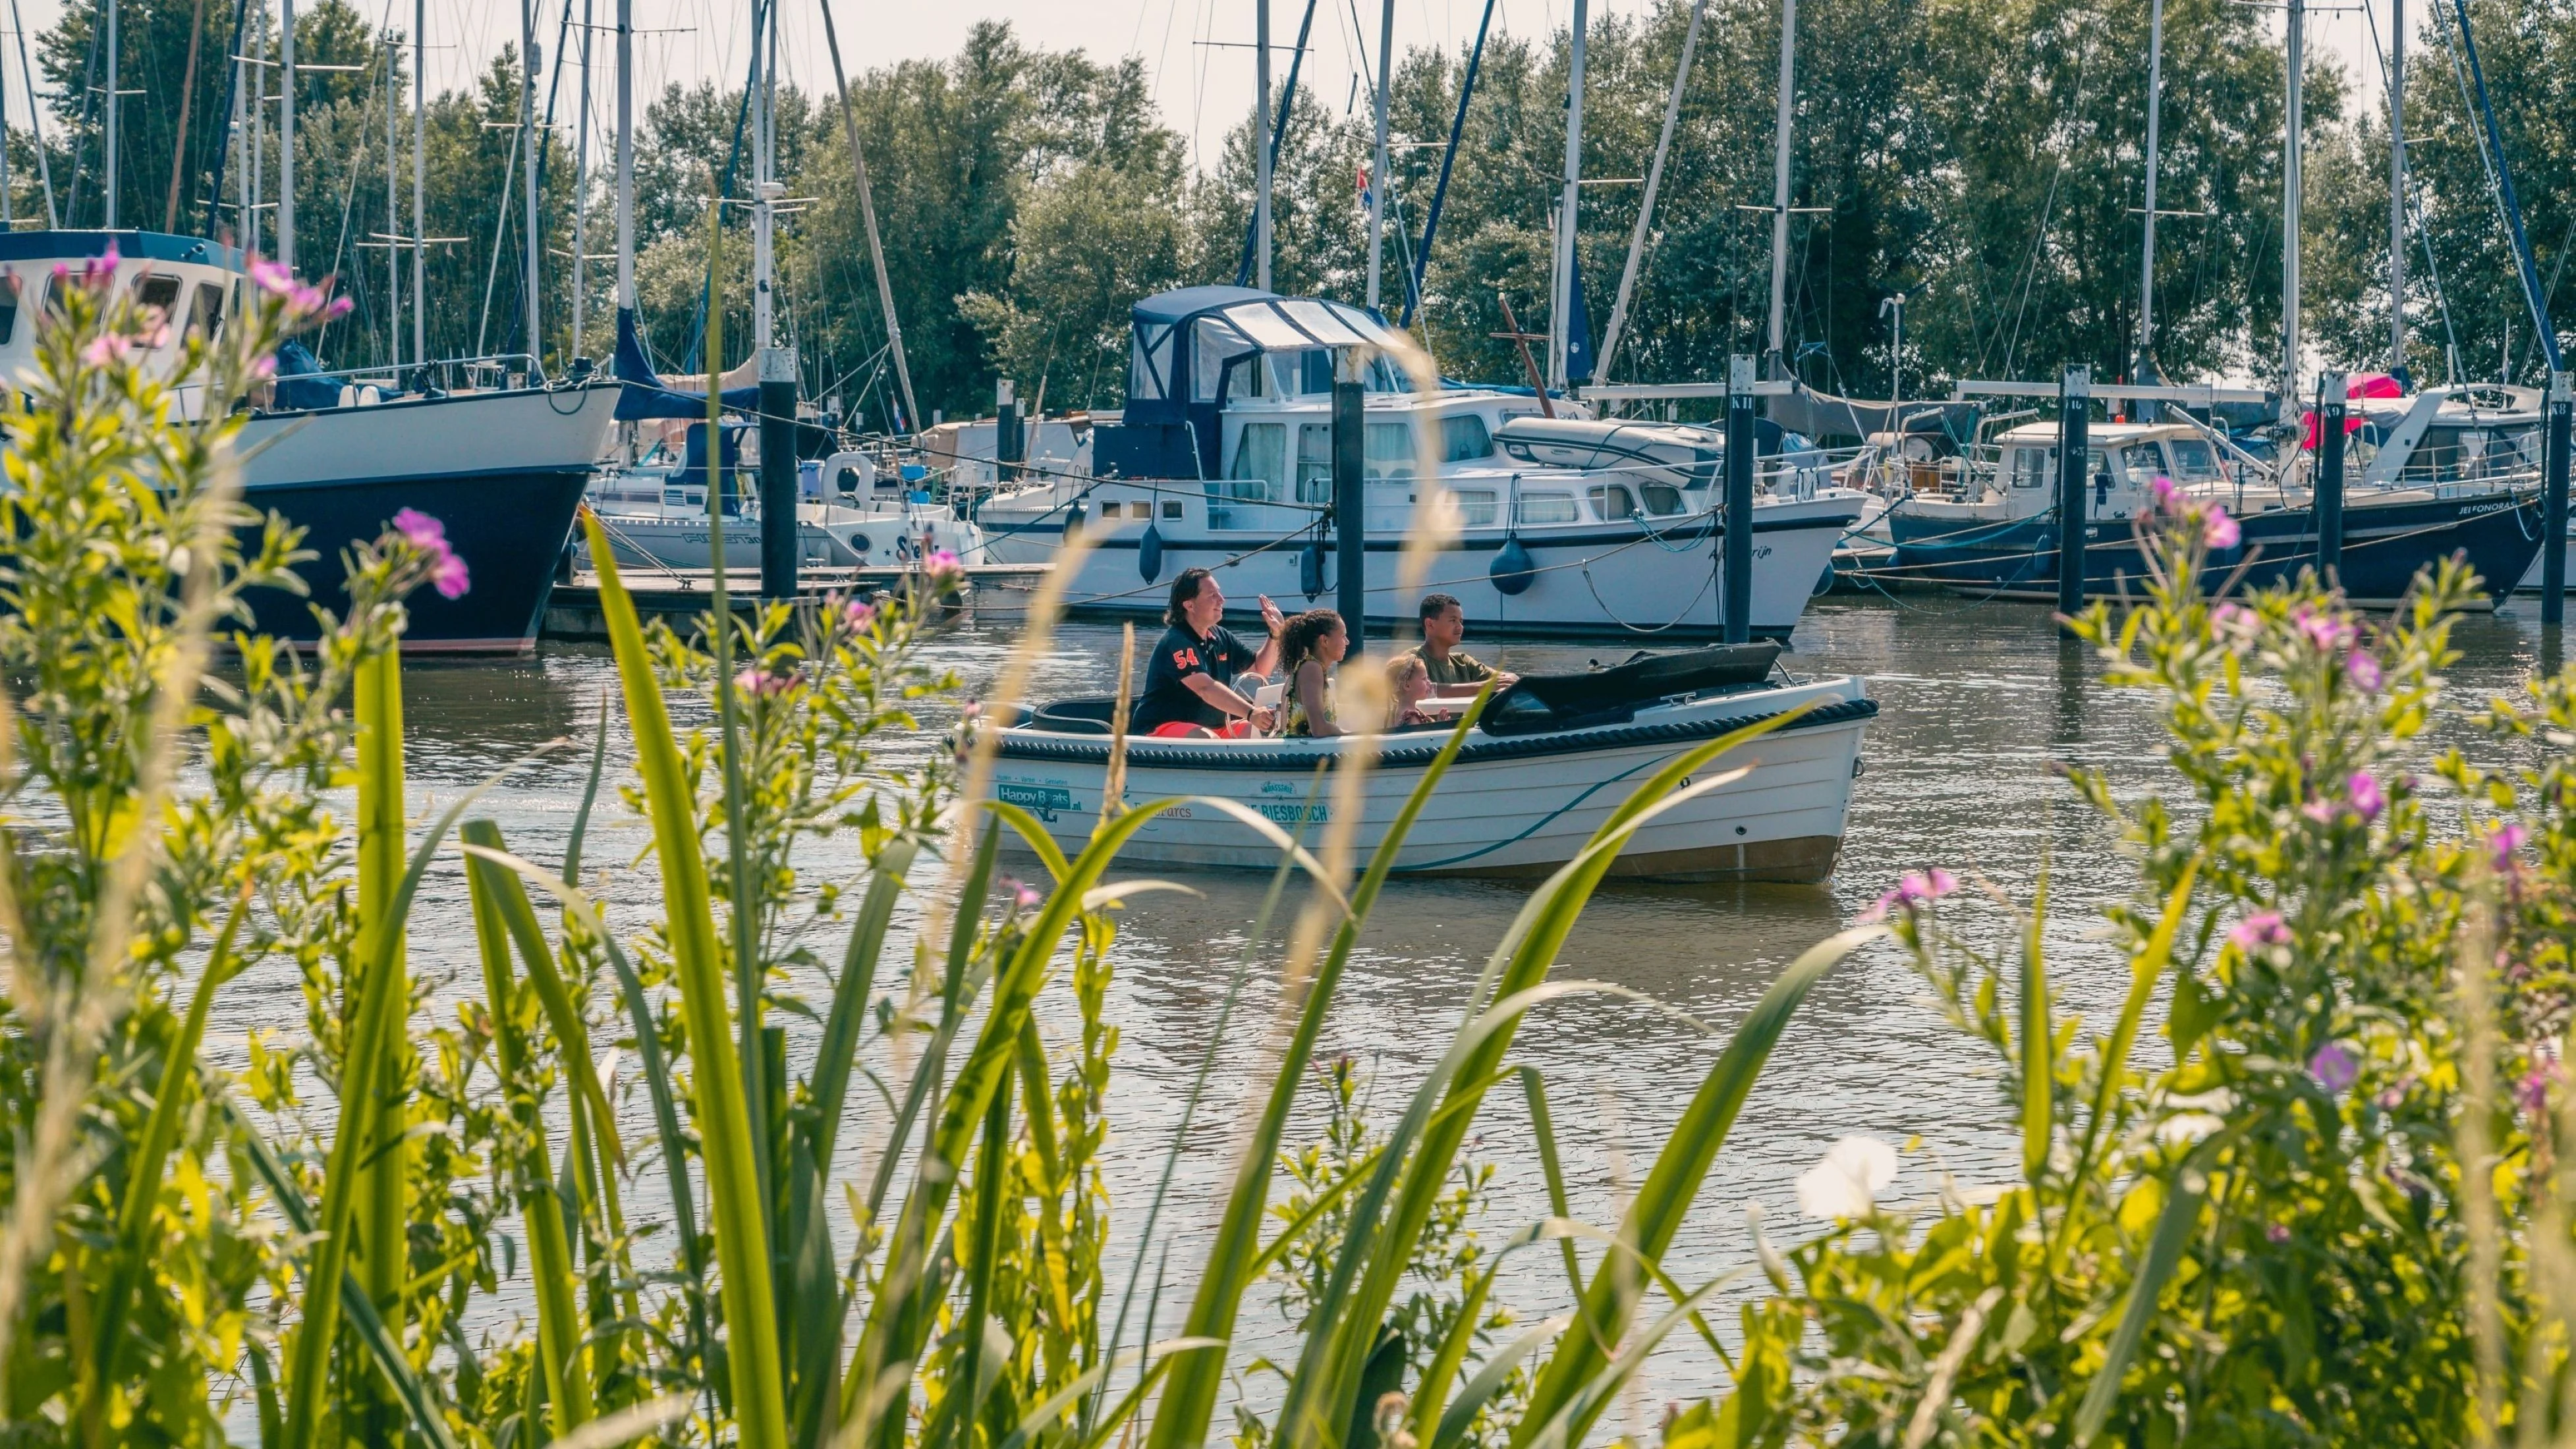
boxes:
[757,348,798,598]
[2055,364,2090,619]
[995,379,1024,485]
[1723,354,1756,644]
[1333,349,1366,645]
[2547,371,2570,626]
[2314,371,2347,586]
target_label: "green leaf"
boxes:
[2072,1127,2235,1446]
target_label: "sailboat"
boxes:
[1887,0,2548,607]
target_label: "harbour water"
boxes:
[210,593,2567,1423]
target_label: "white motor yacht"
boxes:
[581,424,983,573]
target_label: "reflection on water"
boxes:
[214,593,2566,1417]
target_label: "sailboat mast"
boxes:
[2282,0,2303,423]
[385,37,396,364]
[2388,0,2406,371]
[102,0,116,230]
[279,0,293,269]
[518,0,539,373]
[2137,0,2163,379]
[614,0,631,313]
[246,1,262,257]
[412,0,424,364]
[1552,0,1586,389]
[1765,0,1795,375]
[752,0,773,356]
[1254,0,1271,291]
[570,0,590,358]
[1364,0,1391,310]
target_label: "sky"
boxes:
[0,0,2395,186]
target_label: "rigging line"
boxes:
[321,5,403,359]
[9,0,56,226]
[526,0,578,358]
[2000,30,2096,380]
[679,0,768,371]
[2445,0,2558,373]
[199,0,252,232]
[65,8,99,227]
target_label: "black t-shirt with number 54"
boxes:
[1134,622,1261,731]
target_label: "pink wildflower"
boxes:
[2202,505,2241,549]
[430,551,470,599]
[925,547,962,576]
[392,508,448,549]
[2345,649,2383,692]
[2347,771,2384,823]
[2309,1042,2359,1093]
[2518,1066,2556,1115]
[2292,604,2355,654]
[2229,912,2290,950]
[732,667,795,698]
[1862,866,1958,922]
[841,596,876,630]
[80,333,131,367]
[2301,798,2338,825]
[249,259,298,298]
[2266,1222,2292,1244]
[2150,474,2181,510]
[2492,820,2530,873]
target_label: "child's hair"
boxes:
[1386,654,1428,691]
[1277,609,1345,676]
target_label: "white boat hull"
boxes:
[577,500,985,572]
[990,676,1872,882]
[2516,531,2576,592]
[978,490,1859,640]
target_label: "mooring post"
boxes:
[1333,346,1367,645]
[995,378,1023,485]
[2314,370,2347,586]
[2546,370,2570,626]
[757,344,798,599]
[2055,364,2090,619]
[1723,353,1756,644]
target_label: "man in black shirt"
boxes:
[1133,567,1287,735]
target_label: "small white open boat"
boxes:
[989,645,1873,883]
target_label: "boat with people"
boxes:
[580,420,984,572]
[0,229,618,651]
[1884,406,2548,606]
[975,286,1866,640]
[989,640,1873,882]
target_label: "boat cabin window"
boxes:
[1226,422,1284,505]
[1586,483,1640,521]
[2011,447,2050,488]
[1130,327,1175,404]
[1439,414,1494,462]
[1449,489,1499,527]
[1639,481,1687,515]
[2117,443,2164,485]
[2166,437,2222,481]
[1363,421,1416,481]
[188,283,225,341]
[132,275,182,342]
[1295,423,1331,502]
[1269,348,1335,396]
[1518,491,1579,525]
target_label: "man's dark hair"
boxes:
[1419,593,1463,622]
[1165,567,1218,627]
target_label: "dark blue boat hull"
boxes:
[1888,489,2548,605]
[238,469,588,652]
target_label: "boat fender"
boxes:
[1065,501,1086,539]
[1138,522,1164,582]
[1491,535,1537,596]
[1299,537,1326,599]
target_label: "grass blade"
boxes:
[352,648,412,1416]
[810,840,917,1170]
[1519,1066,1586,1309]
[2071,1128,2235,1446]
[1513,929,1877,1448]
[2021,873,2053,1187]
[582,507,789,1449]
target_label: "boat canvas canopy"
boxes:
[1126,286,1401,427]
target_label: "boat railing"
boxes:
[260,351,564,403]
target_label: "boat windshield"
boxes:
[2166,437,2223,482]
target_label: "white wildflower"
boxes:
[1795,1135,1898,1220]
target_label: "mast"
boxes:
[1,5,11,228]
[1551,0,1586,389]
[752,0,773,357]
[103,0,116,230]
[2281,0,2302,424]
[519,0,540,373]
[1598,0,1704,383]
[11,0,53,228]
[1364,0,1392,309]
[1254,0,1271,291]
[2137,0,2164,381]
[247,0,262,257]
[1765,0,1795,375]
[385,36,397,363]
[412,0,425,364]
[279,0,293,269]
[570,0,590,358]
[2388,0,2406,372]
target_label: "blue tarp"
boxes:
[614,306,760,421]
[273,338,340,410]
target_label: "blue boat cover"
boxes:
[614,306,760,420]
[272,339,341,410]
